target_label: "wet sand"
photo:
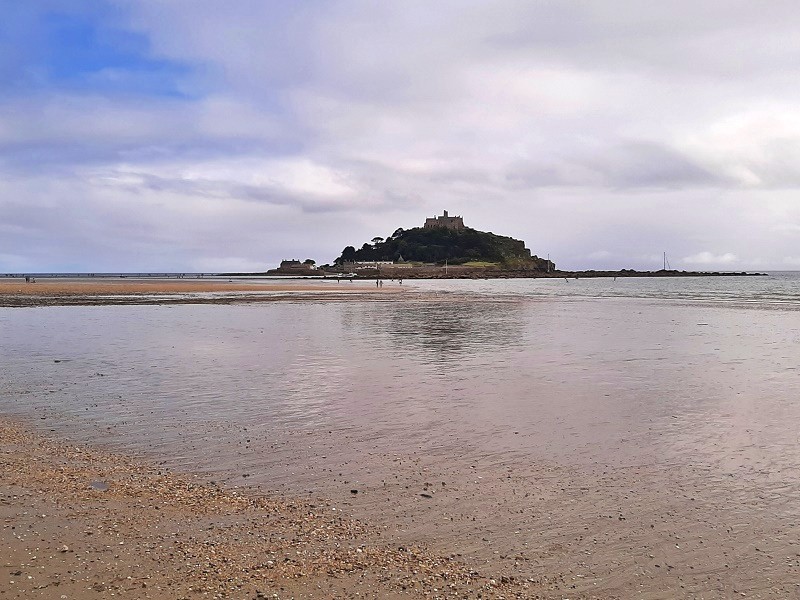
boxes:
[4,418,798,599]
[231,426,800,600]
[0,420,541,599]
[0,279,396,307]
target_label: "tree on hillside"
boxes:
[303,259,316,265]
[337,246,357,264]
[371,237,384,246]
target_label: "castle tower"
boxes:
[423,210,465,230]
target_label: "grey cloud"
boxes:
[504,141,720,189]
[581,141,723,188]
[739,138,800,189]
[481,1,800,77]
[0,93,294,174]
[99,171,367,214]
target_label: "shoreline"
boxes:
[0,418,538,599]
[0,274,784,309]
[5,413,798,599]
[0,279,399,308]
[253,270,766,279]
[3,269,768,282]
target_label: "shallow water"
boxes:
[2,276,799,472]
[2,275,800,595]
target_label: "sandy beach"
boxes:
[0,278,396,307]
[0,420,539,599]
[4,415,798,600]
[6,420,798,600]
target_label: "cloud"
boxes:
[681,252,739,266]
[505,141,719,189]
[86,157,363,212]
[772,223,800,234]
[5,2,800,270]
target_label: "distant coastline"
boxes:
[236,268,768,279]
[2,269,768,281]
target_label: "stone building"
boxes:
[278,259,316,271]
[423,210,465,230]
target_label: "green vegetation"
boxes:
[335,226,551,269]
[461,260,499,267]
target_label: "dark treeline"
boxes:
[334,226,548,266]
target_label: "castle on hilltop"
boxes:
[423,210,465,230]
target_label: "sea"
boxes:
[2,273,800,593]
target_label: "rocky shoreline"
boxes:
[345,269,765,280]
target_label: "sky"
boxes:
[3,1,800,272]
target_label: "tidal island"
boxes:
[267,211,762,279]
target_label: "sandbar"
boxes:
[0,278,398,307]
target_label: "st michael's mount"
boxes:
[259,211,763,279]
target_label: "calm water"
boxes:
[2,274,799,481]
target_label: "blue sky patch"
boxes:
[10,7,193,98]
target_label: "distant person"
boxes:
[399,278,402,285]
[25,276,29,283]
